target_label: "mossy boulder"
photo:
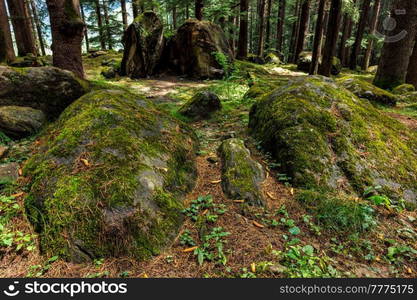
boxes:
[24,89,198,262]
[297,52,314,72]
[392,84,415,95]
[8,54,48,68]
[218,139,265,206]
[247,54,266,65]
[0,66,88,118]
[264,52,281,64]
[167,19,234,79]
[120,12,164,78]
[178,91,221,120]
[249,76,417,205]
[337,76,398,106]
[331,57,342,76]
[0,106,46,138]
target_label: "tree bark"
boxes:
[294,0,311,63]
[265,0,272,49]
[94,0,106,50]
[121,0,128,29]
[362,0,381,70]
[132,0,139,18]
[349,0,371,69]
[172,5,177,29]
[6,0,37,56]
[46,0,85,78]
[276,0,286,53]
[339,9,353,66]
[374,0,417,89]
[310,0,326,75]
[237,0,249,59]
[102,0,112,50]
[0,0,15,62]
[257,0,266,56]
[195,0,203,20]
[30,0,46,56]
[406,36,417,88]
[319,0,342,76]
[289,0,301,63]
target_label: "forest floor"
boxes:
[0,52,416,278]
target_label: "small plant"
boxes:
[179,230,196,247]
[194,227,230,266]
[386,244,417,264]
[302,215,321,236]
[182,195,226,222]
[26,256,59,277]
[240,268,256,278]
[212,51,232,77]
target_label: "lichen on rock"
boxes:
[249,76,417,205]
[23,89,198,262]
[218,138,265,206]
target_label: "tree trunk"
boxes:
[349,0,371,70]
[6,0,37,56]
[121,0,128,29]
[46,0,85,78]
[362,0,381,70]
[30,0,46,56]
[94,0,106,50]
[276,0,286,53]
[310,0,326,75]
[289,0,301,63]
[406,36,417,88]
[265,0,272,49]
[195,0,203,20]
[172,6,177,29]
[339,8,353,66]
[257,0,266,56]
[237,0,249,59]
[374,0,417,89]
[102,0,112,50]
[294,0,311,63]
[132,0,139,19]
[80,1,90,52]
[319,0,342,76]
[185,3,189,19]
[0,0,15,62]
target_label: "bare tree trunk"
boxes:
[94,0,106,50]
[265,0,272,49]
[172,5,177,29]
[339,7,353,66]
[294,0,311,63]
[121,0,128,29]
[0,0,15,62]
[237,0,249,59]
[350,0,371,69]
[276,0,286,53]
[132,0,139,18]
[80,0,90,52]
[46,0,85,78]
[319,0,342,76]
[30,0,46,56]
[185,3,189,19]
[289,0,301,63]
[257,0,266,56]
[406,36,417,88]
[363,0,381,70]
[310,0,326,75]
[195,0,203,20]
[6,0,37,56]
[102,0,112,50]
[374,0,417,89]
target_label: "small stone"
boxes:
[0,145,8,159]
[268,263,286,274]
[178,91,222,120]
[0,162,19,182]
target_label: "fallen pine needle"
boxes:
[266,192,276,200]
[250,262,256,273]
[210,180,221,184]
[233,200,245,203]
[290,188,294,195]
[11,192,24,198]
[182,246,198,253]
[18,168,23,176]
[252,220,265,228]
[81,159,90,167]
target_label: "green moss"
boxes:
[24,89,198,261]
[392,84,415,95]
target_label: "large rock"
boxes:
[0,66,88,118]
[0,106,46,138]
[24,89,198,262]
[167,19,234,79]
[337,76,398,106]
[178,91,221,120]
[120,12,164,78]
[249,76,417,205]
[297,52,340,75]
[0,162,19,183]
[218,138,265,206]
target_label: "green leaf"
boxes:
[302,245,314,256]
[289,226,301,235]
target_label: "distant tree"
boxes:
[276,0,286,53]
[46,0,85,78]
[310,0,327,75]
[406,35,417,88]
[257,0,267,57]
[363,0,381,70]
[349,0,371,70]
[195,0,203,20]
[29,0,46,56]
[120,0,128,29]
[0,0,15,62]
[237,0,249,59]
[294,0,311,63]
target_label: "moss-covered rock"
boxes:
[178,91,221,120]
[167,19,234,79]
[297,52,313,73]
[0,106,46,138]
[218,138,265,206]
[24,89,198,262]
[120,12,164,78]
[0,66,89,118]
[337,76,398,106]
[392,84,415,94]
[264,52,281,64]
[331,57,342,76]
[249,76,417,205]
